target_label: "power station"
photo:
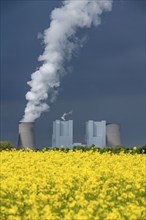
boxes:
[17,119,121,149]
[51,119,121,148]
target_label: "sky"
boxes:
[1,0,145,148]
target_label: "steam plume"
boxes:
[22,0,113,122]
[61,110,73,121]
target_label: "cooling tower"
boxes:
[17,122,36,149]
[106,123,121,147]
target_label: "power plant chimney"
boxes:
[17,122,36,149]
[106,123,121,147]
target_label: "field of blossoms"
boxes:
[1,150,146,220]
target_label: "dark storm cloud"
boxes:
[130,0,146,10]
[1,0,145,147]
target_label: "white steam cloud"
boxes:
[61,110,73,121]
[22,0,113,122]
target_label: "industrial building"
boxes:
[52,120,73,148]
[85,120,106,147]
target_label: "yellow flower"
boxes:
[0,151,145,220]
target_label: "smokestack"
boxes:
[106,123,121,147]
[17,122,36,149]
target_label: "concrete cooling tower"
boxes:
[106,123,121,147]
[17,122,36,149]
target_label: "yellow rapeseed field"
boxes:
[1,150,146,220]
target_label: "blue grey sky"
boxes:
[1,0,145,148]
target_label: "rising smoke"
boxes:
[22,0,113,122]
[61,110,73,121]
